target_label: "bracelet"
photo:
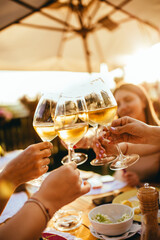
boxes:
[25,198,51,224]
[123,143,128,155]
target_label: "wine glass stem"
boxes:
[68,145,73,162]
[94,124,98,138]
[116,144,124,161]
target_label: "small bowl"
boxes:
[88,203,134,236]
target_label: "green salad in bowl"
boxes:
[88,203,134,236]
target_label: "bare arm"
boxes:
[0,163,90,240]
[126,143,160,156]
[0,142,53,215]
[108,116,160,146]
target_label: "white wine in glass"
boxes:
[84,79,118,166]
[33,93,59,142]
[31,92,59,185]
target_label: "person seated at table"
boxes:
[0,141,53,215]
[111,83,160,186]
[0,161,90,240]
[76,83,160,186]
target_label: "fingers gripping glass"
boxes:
[85,78,139,169]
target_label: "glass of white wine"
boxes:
[85,78,139,169]
[53,93,89,231]
[84,78,118,166]
[55,95,89,166]
[31,92,59,185]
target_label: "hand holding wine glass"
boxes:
[85,78,139,169]
[84,78,118,166]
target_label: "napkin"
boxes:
[0,191,28,223]
[89,224,141,240]
[43,228,82,240]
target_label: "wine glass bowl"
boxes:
[84,78,118,166]
[33,93,59,142]
[55,95,89,163]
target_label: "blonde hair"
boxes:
[114,83,160,126]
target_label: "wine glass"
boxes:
[54,91,88,166]
[85,78,139,169]
[31,92,59,185]
[84,78,118,166]
[53,94,89,231]
[60,149,88,166]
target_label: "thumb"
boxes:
[80,181,91,195]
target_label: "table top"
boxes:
[47,185,141,240]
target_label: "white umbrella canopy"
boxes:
[0,0,160,72]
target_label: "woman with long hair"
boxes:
[112,83,160,186]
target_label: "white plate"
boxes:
[90,223,141,240]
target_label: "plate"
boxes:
[89,223,141,240]
[113,189,160,223]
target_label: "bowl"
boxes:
[88,203,134,236]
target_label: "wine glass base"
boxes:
[109,154,139,170]
[90,155,118,166]
[52,209,82,231]
[61,152,88,166]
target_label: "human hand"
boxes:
[122,171,140,187]
[34,162,90,216]
[75,128,96,149]
[107,116,151,145]
[2,142,53,188]
[97,129,119,159]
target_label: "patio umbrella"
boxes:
[0,0,160,72]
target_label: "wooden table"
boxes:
[48,185,141,240]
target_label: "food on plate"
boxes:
[117,213,132,222]
[121,200,133,207]
[92,213,131,224]
[88,177,103,189]
[134,207,141,215]
[121,200,141,214]
[92,213,113,223]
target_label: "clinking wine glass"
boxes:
[32,92,59,185]
[53,94,89,231]
[60,148,88,166]
[85,78,139,169]
[84,78,117,166]
[54,91,88,166]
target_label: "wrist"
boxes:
[148,126,160,145]
[1,166,20,189]
[0,170,16,199]
[25,197,51,225]
[32,191,59,217]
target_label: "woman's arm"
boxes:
[0,162,90,240]
[109,116,160,145]
[0,142,53,215]
[126,143,160,156]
